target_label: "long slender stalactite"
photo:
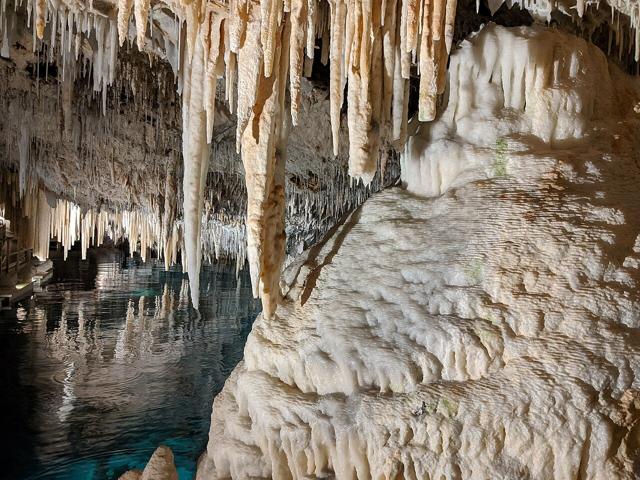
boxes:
[181,34,211,310]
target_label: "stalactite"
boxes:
[203,11,225,142]
[344,0,381,183]
[134,0,150,49]
[35,0,45,39]
[289,0,307,125]
[162,157,179,271]
[328,0,346,156]
[444,0,457,53]
[181,32,210,310]
[381,0,398,133]
[238,2,289,318]
[33,189,51,260]
[117,0,134,46]
[260,0,282,78]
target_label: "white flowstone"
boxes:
[402,24,613,197]
[195,24,640,480]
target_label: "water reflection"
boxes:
[0,248,261,480]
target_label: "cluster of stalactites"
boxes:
[327,0,456,183]
[0,171,179,266]
[173,0,286,315]
[488,0,640,68]
[0,0,120,113]
[47,198,178,263]
[5,0,459,316]
[172,0,456,316]
[214,0,456,183]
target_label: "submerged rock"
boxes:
[118,471,142,480]
[120,446,178,480]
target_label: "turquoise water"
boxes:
[0,247,261,479]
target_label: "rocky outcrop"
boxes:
[119,446,178,480]
[194,25,640,480]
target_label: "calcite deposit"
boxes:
[195,24,640,479]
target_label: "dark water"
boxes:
[0,247,261,480]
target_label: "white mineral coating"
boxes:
[8,0,640,317]
[402,24,613,197]
[181,35,211,310]
[195,25,640,480]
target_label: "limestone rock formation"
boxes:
[119,445,179,480]
[118,470,142,480]
[194,24,640,479]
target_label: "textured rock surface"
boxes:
[140,446,179,480]
[119,446,178,480]
[118,470,142,480]
[195,25,640,479]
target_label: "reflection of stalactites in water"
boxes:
[179,279,190,310]
[76,303,88,356]
[0,259,261,478]
[115,300,136,361]
[49,306,69,359]
[58,361,76,423]
[35,307,47,338]
[137,296,148,350]
[138,296,145,318]
[15,306,34,335]
[168,285,176,334]
[159,284,170,319]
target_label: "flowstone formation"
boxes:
[195,25,640,479]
